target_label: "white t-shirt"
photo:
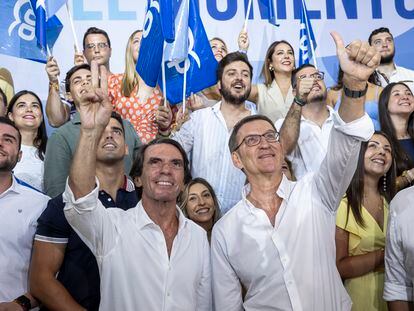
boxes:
[13,145,44,191]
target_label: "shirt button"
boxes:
[167,293,170,297]
[107,198,112,202]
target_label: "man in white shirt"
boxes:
[63,63,211,311]
[275,63,333,179]
[0,117,49,310]
[211,32,378,310]
[383,186,414,310]
[368,27,414,93]
[169,52,256,214]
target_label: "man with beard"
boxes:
[368,27,414,93]
[30,112,138,311]
[275,64,332,179]
[0,117,49,310]
[170,52,255,214]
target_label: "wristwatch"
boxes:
[343,83,368,98]
[13,295,31,311]
[293,96,306,107]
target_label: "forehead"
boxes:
[145,143,183,160]
[106,117,123,130]
[392,84,410,93]
[16,93,38,103]
[297,66,318,77]
[85,33,108,44]
[371,32,393,41]
[70,69,91,82]
[133,32,142,41]
[370,134,390,145]
[274,42,293,52]
[238,119,275,138]
[189,182,209,194]
[0,123,19,140]
[210,39,226,47]
[224,60,250,73]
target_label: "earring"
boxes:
[269,66,274,71]
[383,173,387,193]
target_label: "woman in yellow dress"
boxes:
[335,132,397,311]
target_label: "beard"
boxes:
[220,82,251,106]
[380,50,395,65]
[308,89,327,104]
[0,155,19,173]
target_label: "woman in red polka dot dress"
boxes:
[108,30,164,143]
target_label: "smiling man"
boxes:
[211,32,378,310]
[171,52,256,214]
[62,63,211,310]
[43,63,141,198]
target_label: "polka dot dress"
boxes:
[108,74,163,143]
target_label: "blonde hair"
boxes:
[122,30,142,97]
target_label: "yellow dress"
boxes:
[336,198,388,311]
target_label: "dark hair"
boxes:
[7,90,47,160]
[110,111,125,137]
[83,27,111,49]
[345,131,397,228]
[291,64,316,88]
[378,82,414,174]
[261,40,295,87]
[178,177,221,224]
[229,114,276,153]
[0,88,7,107]
[217,52,253,82]
[129,138,192,200]
[65,63,91,93]
[0,116,21,150]
[368,27,392,45]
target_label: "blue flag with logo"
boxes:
[159,0,218,105]
[299,0,317,66]
[0,0,63,63]
[136,0,165,88]
[258,0,279,26]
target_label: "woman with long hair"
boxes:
[178,178,221,242]
[7,90,48,190]
[335,132,396,311]
[378,82,414,191]
[108,30,164,143]
[247,40,295,123]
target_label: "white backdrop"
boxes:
[1,0,414,103]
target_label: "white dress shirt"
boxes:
[0,176,49,301]
[171,101,255,214]
[275,107,334,180]
[211,111,374,311]
[384,186,414,302]
[376,65,414,93]
[63,180,212,311]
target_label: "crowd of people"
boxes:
[1,24,414,311]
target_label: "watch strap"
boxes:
[343,83,368,98]
[13,295,31,311]
[293,96,306,107]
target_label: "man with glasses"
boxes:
[274,63,333,179]
[368,27,414,93]
[211,32,378,310]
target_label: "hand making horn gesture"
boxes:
[78,61,113,133]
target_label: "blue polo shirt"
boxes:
[35,178,137,311]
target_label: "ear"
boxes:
[217,80,221,91]
[17,150,22,163]
[7,112,14,121]
[133,176,142,187]
[231,151,244,170]
[65,91,73,102]
[124,144,129,156]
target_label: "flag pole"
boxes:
[182,59,187,114]
[301,0,317,69]
[66,2,80,52]
[243,0,253,31]
[162,41,167,107]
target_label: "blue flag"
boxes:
[258,0,279,26]
[299,0,317,66]
[136,0,165,88]
[45,0,67,18]
[0,0,63,63]
[159,0,218,105]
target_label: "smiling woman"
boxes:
[178,178,221,242]
[7,90,48,191]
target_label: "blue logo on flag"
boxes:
[299,1,317,66]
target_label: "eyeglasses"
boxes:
[233,131,280,151]
[85,42,109,50]
[298,71,325,81]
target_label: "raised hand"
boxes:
[297,77,314,102]
[74,51,86,66]
[78,61,112,132]
[331,31,380,86]
[238,29,249,52]
[156,103,173,131]
[45,56,60,83]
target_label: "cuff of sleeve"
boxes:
[330,107,374,142]
[62,177,100,213]
[383,282,413,301]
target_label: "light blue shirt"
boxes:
[172,101,256,214]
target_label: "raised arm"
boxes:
[45,57,70,127]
